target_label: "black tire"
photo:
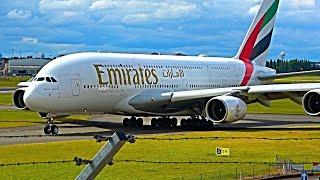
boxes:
[44,124,50,134]
[151,118,157,128]
[180,119,187,128]
[171,118,178,128]
[206,120,214,129]
[51,125,59,135]
[186,118,192,128]
[137,118,143,127]
[156,118,163,129]
[123,118,130,127]
[199,119,206,130]
[129,117,137,127]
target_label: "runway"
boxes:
[0,114,319,145]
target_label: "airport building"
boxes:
[7,57,52,76]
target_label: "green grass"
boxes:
[0,110,90,128]
[1,131,320,179]
[248,99,304,115]
[0,77,30,87]
[0,93,12,106]
[273,75,320,84]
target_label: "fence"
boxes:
[1,135,320,179]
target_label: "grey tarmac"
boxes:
[0,114,319,146]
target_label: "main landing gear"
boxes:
[122,116,213,130]
[43,118,59,135]
[151,117,177,129]
[123,117,144,128]
[123,116,178,129]
[180,116,213,130]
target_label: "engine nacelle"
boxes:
[302,90,320,116]
[205,96,247,123]
[12,88,29,110]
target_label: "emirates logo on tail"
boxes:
[235,0,280,86]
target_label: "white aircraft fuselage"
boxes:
[22,52,275,115]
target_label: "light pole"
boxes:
[11,48,15,59]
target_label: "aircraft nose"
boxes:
[23,87,42,111]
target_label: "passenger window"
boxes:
[46,77,51,82]
[51,77,57,82]
[37,77,44,81]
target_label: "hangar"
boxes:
[6,57,52,76]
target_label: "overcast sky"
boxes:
[0,0,320,60]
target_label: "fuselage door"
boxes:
[71,79,80,96]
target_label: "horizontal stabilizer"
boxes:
[258,70,320,81]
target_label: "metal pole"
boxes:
[76,132,135,180]
[235,167,237,180]
[252,165,255,178]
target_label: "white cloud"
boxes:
[154,1,197,20]
[119,1,198,24]
[39,0,87,13]
[248,4,260,15]
[121,14,150,24]
[22,37,38,43]
[90,0,120,10]
[6,9,32,19]
[289,0,316,9]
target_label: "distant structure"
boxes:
[279,51,286,60]
[8,57,52,76]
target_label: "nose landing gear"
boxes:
[44,118,59,135]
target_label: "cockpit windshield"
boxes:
[34,77,57,83]
[37,77,45,81]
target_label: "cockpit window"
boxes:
[51,77,57,82]
[33,78,38,82]
[37,77,45,81]
[46,77,52,82]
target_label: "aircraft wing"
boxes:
[129,83,320,114]
[167,83,320,103]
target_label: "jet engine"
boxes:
[12,88,29,110]
[302,90,320,116]
[205,96,247,123]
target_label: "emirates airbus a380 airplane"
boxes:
[13,0,320,135]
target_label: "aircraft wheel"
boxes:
[180,119,187,128]
[151,118,157,128]
[51,125,59,135]
[137,118,143,127]
[198,119,207,130]
[44,124,51,134]
[123,118,130,127]
[206,120,214,129]
[129,117,137,127]
[171,118,177,128]
[157,118,163,129]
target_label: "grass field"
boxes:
[0,131,320,179]
[273,75,320,84]
[0,109,90,128]
[247,99,304,115]
[0,93,12,106]
[0,77,30,87]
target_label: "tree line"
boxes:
[266,59,318,73]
